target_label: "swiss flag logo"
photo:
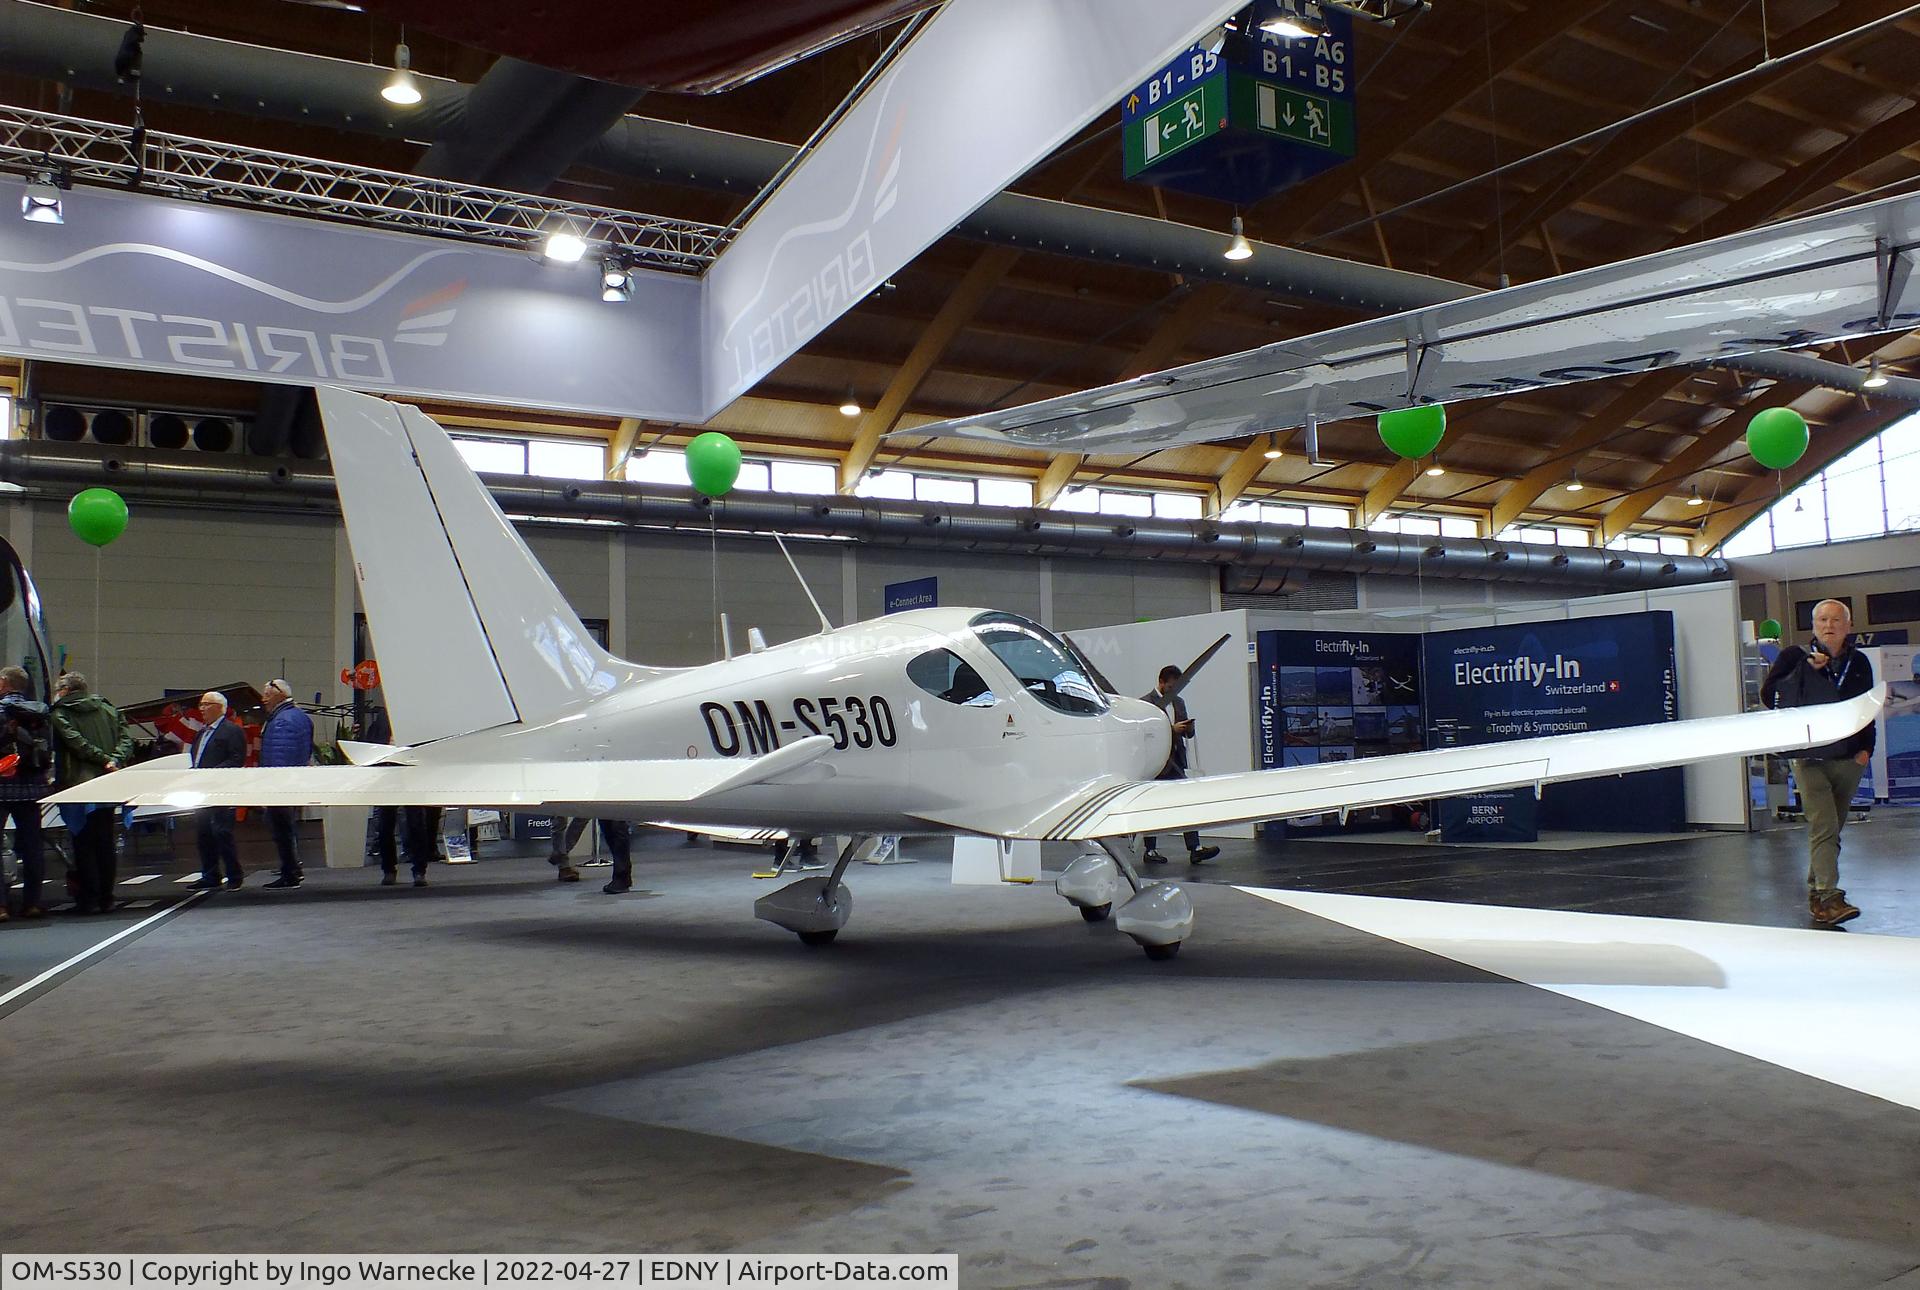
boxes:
[1607,680,1622,693]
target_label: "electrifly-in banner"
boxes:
[1421,611,1682,843]
[1256,628,1422,836]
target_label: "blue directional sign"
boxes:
[1122,0,1357,204]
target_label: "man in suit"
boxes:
[189,690,248,891]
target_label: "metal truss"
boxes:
[0,105,730,273]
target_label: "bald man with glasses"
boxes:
[258,679,315,890]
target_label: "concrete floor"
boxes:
[5,815,1920,1286]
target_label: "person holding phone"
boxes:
[1142,664,1219,866]
[1761,599,1877,926]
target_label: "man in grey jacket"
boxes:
[1762,599,1877,926]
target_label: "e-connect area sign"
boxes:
[1422,611,1683,843]
[1121,1,1356,204]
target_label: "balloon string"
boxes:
[710,511,720,660]
[93,544,101,682]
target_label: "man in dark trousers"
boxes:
[1763,599,1878,927]
[188,690,248,891]
[1143,664,1220,865]
[50,671,133,913]
[0,665,53,921]
[599,820,634,894]
[258,679,314,890]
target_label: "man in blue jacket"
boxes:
[259,679,314,890]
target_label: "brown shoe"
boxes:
[557,864,581,883]
[1812,893,1861,926]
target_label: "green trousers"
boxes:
[1792,756,1867,899]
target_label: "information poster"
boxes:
[1422,611,1683,843]
[1256,629,1422,836]
[1873,644,1920,803]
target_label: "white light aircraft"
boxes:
[52,391,1878,959]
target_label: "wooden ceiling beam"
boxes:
[1598,382,1815,540]
[606,418,642,480]
[1031,284,1227,506]
[1697,99,1920,239]
[1487,371,1692,533]
[838,249,1024,490]
[1256,0,1614,241]
[1447,0,1919,278]
[1693,402,1911,552]
[1213,439,1276,515]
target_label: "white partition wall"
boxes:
[1067,610,1256,839]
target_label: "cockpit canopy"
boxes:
[967,611,1108,716]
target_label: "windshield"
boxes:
[968,612,1107,716]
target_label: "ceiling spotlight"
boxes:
[1863,356,1889,389]
[1565,471,1584,493]
[839,398,861,418]
[1425,460,1445,477]
[19,179,62,225]
[1687,484,1704,507]
[543,231,587,263]
[600,261,631,303]
[1223,215,1254,262]
[382,43,423,106]
[1262,433,1282,460]
[1259,6,1326,39]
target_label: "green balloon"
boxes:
[67,487,128,547]
[1759,618,1783,641]
[1377,404,1447,460]
[1747,406,1809,471]
[684,432,742,498]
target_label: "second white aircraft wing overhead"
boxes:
[908,191,1920,454]
[970,692,1880,842]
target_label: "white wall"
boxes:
[1066,609,1255,839]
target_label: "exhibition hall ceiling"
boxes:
[2,0,1918,551]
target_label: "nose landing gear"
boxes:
[1059,839,1192,960]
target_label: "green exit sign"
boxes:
[1248,81,1352,152]
[1123,77,1227,177]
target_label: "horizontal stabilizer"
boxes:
[946,691,1883,841]
[48,736,833,813]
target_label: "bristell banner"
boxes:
[1256,629,1424,838]
[1421,610,1683,844]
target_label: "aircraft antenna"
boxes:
[772,531,835,633]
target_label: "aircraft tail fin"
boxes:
[316,387,646,745]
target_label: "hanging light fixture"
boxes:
[1565,470,1584,493]
[600,260,631,303]
[839,391,861,417]
[19,176,62,224]
[1223,215,1254,262]
[1687,484,1704,507]
[382,41,423,106]
[542,230,587,263]
[1259,5,1326,39]
[1262,432,1282,460]
[1863,356,1890,389]
[1425,458,1445,477]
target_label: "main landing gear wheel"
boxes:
[1142,940,1181,961]
[798,929,839,946]
[1079,902,1112,923]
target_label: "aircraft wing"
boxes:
[905,191,1920,453]
[46,737,834,811]
[949,692,1880,841]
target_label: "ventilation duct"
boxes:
[0,442,1729,591]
